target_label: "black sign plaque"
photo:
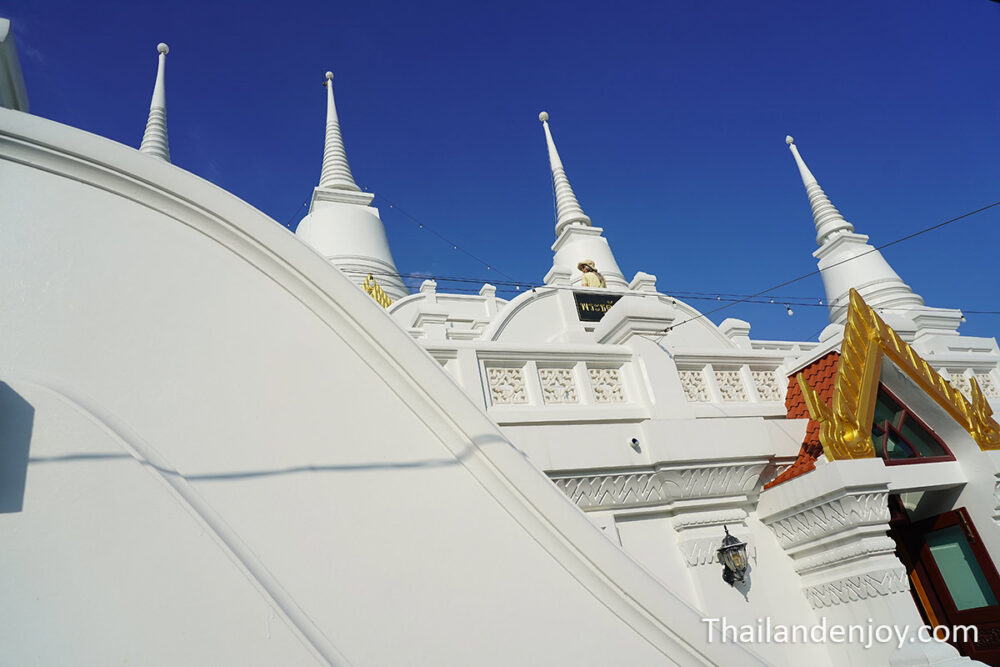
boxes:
[573,292,621,322]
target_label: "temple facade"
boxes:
[4,24,1000,666]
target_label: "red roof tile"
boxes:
[764,352,839,490]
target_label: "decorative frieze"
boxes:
[976,372,1000,398]
[948,371,972,399]
[751,369,783,402]
[803,568,909,609]
[589,368,625,403]
[550,463,767,511]
[486,367,527,404]
[553,472,667,510]
[678,369,709,402]
[679,534,755,567]
[714,369,747,401]
[673,508,748,531]
[792,536,898,575]
[766,491,890,549]
[538,367,578,404]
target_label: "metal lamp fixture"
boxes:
[717,526,749,586]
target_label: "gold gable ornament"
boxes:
[797,289,1000,461]
[363,273,393,309]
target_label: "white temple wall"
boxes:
[0,109,766,666]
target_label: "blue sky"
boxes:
[6,0,1000,341]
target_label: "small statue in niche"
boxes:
[578,260,606,288]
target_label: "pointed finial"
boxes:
[317,70,361,191]
[139,42,171,162]
[786,136,853,245]
[539,111,591,234]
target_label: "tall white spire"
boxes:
[786,136,961,339]
[318,72,361,191]
[139,43,170,162]
[538,111,628,290]
[296,71,407,302]
[786,136,853,245]
[539,111,592,235]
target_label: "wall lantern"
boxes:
[717,526,749,586]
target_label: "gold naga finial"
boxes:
[797,289,1000,460]
[363,273,393,309]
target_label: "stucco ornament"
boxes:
[798,289,1000,460]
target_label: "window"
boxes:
[889,500,1000,664]
[869,386,953,463]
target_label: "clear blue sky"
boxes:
[6,0,1000,341]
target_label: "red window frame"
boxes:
[871,384,955,466]
[890,499,1000,663]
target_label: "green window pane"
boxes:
[885,431,915,459]
[873,390,902,428]
[927,525,998,611]
[899,419,947,458]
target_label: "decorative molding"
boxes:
[714,369,747,401]
[487,367,527,405]
[678,369,709,402]
[766,491,889,548]
[679,535,755,567]
[589,368,625,403]
[792,536,898,574]
[804,567,910,608]
[751,369,783,402]
[948,371,972,399]
[538,367,578,404]
[673,508,748,531]
[550,463,766,511]
[798,289,1000,459]
[977,372,1000,399]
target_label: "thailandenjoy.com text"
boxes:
[702,616,977,650]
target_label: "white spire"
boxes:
[539,111,592,235]
[784,136,964,337]
[786,136,853,246]
[318,72,361,191]
[139,43,170,162]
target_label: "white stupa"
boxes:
[539,111,628,289]
[296,72,406,301]
[787,136,962,339]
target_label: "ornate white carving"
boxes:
[793,536,898,574]
[673,508,748,531]
[751,369,783,401]
[766,492,890,548]
[487,367,527,405]
[589,368,624,403]
[948,371,972,399]
[538,368,578,404]
[550,463,767,510]
[976,372,1000,398]
[714,369,747,401]
[679,535,756,567]
[657,464,764,500]
[678,369,709,402]
[804,567,910,608]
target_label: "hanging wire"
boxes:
[311,187,1000,321]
